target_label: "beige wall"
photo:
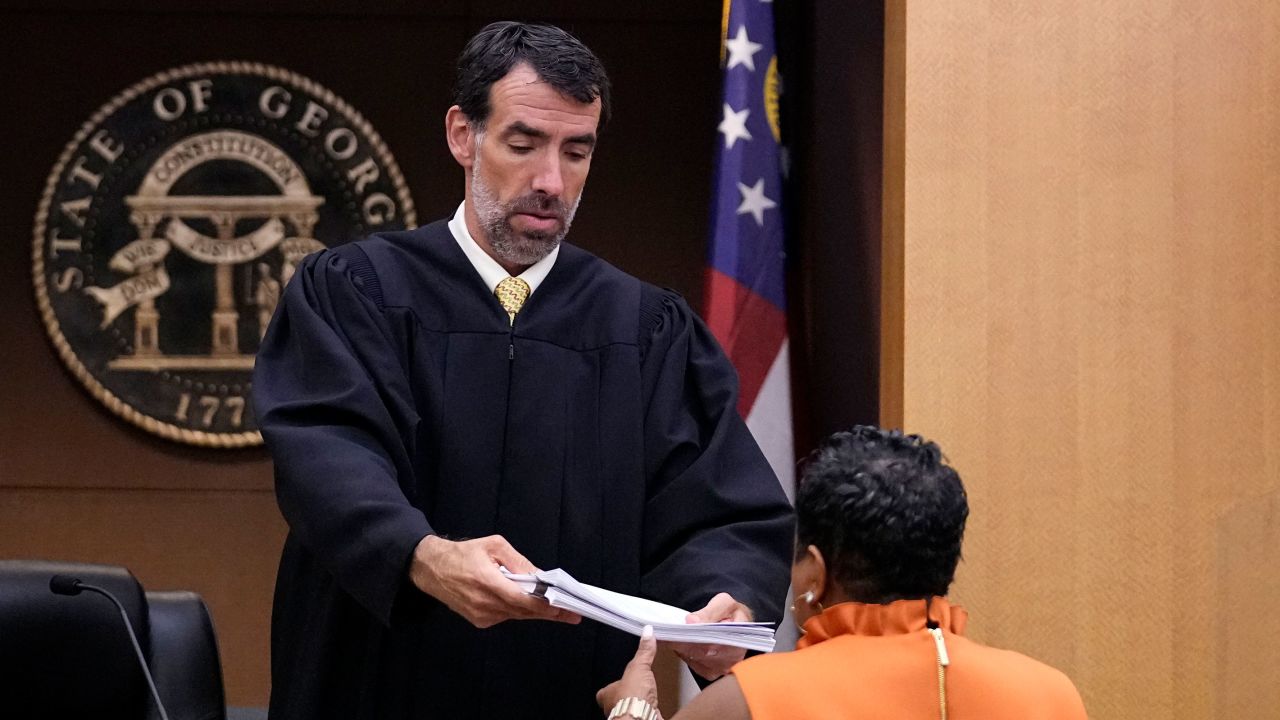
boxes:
[884,1,1280,718]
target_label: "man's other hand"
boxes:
[408,534,581,628]
[668,592,752,679]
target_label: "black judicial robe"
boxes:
[253,219,794,720]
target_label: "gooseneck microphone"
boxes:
[50,575,172,720]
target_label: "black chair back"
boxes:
[0,560,151,717]
[0,559,226,720]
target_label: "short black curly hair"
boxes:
[796,426,969,602]
[454,21,612,131]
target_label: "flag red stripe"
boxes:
[705,268,788,417]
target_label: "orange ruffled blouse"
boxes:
[731,597,1087,719]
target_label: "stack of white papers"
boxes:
[502,567,776,653]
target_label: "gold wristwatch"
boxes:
[607,696,660,720]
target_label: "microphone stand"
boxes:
[50,575,171,720]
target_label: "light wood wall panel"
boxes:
[885,1,1280,717]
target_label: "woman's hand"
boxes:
[597,625,662,718]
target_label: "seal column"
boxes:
[211,212,239,356]
[129,210,163,357]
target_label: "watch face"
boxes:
[33,61,415,447]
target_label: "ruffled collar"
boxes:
[796,596,968,649]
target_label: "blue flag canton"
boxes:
[711,0,786,311]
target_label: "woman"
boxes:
[598,426,1088,720]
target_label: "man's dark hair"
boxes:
[796,426,969,603]
[454,21,611,131]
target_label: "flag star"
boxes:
[725,26,764,72]
[718,104,753,149]
[736,178,777,226]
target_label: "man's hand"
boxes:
[408,534,580,628]
[597,625,662,718]
[668,592,752,680]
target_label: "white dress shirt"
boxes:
[447,202,559,297]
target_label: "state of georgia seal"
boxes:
[32,61,416,448]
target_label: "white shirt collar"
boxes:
[447,202,559,296]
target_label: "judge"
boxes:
[253,21,794,720]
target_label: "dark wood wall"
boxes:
[778,0,885,450]
[0,0,883,705]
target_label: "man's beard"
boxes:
[471,154,582,267]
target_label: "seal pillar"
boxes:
[128,210,163,357]
[211,213,239,356]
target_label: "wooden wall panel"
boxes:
[887,1,1280,717]
[784,0,887,441]
[1215,492,1280,716]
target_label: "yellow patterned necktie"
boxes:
[494,276,531,326]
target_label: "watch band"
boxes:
[607,696,660,720]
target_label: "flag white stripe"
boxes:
[745,339,795,502]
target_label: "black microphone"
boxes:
[50,575,171,720]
